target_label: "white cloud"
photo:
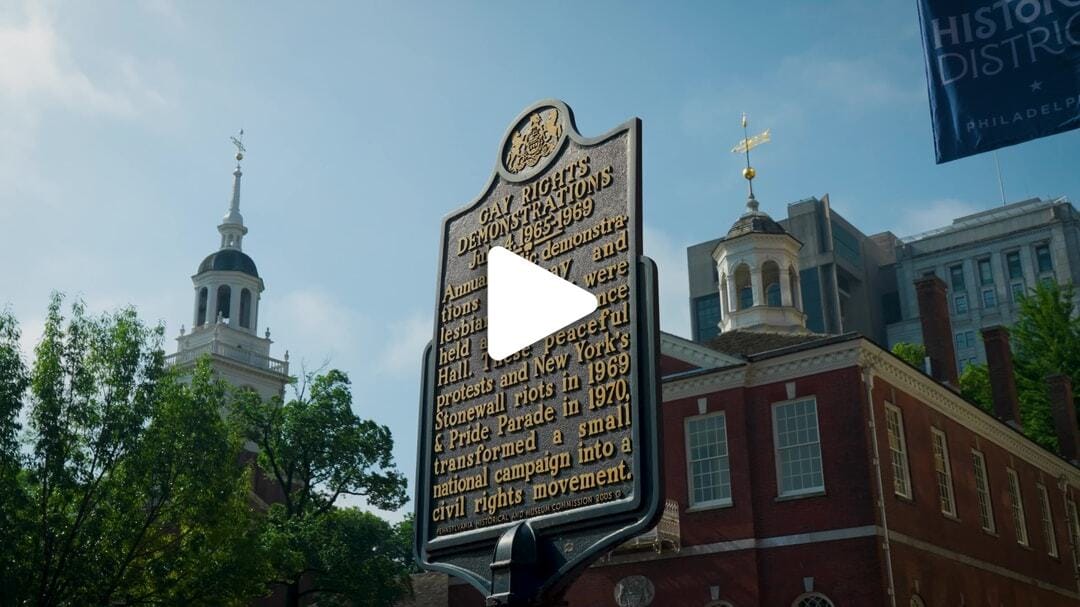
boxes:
[270,288,369,373]
[896,198,980,238]
[644,225,691,339]
[0,14,140,117]
[377,311,433,377]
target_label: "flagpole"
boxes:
[993,151,1007,206]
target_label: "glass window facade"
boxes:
[831,221,862,266]
[693,295,721,342]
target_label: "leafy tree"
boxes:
[1010,281,1080,452]
[0,307,31,605]
[891,342,926,369]
[6,294,270,606]
[958,362,992,414]
[232,369,410,607]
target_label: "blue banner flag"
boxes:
[917,0,1080,163]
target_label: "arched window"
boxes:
[216,285,231,322]
[239,289,252,328]
[792,593,834,607]
[196,287,208,326]
[909,596,926,607]
[763,260,781,306]
[735,263,752,310]
[705,601,735,607]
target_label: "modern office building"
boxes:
[687,194,895,345]
[885,197,1080,370]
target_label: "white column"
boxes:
[727,271,739,312]
[750,269,763,306]
[229,285,241,327]
[192,287,201,326]
[780,268,793,307]
[206,284,218,324]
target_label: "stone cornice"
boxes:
[858,345,1080,485]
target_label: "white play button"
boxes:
[487,246,599,361]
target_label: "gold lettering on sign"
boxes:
[506,109,562,173]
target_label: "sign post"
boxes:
[415,100,662,606]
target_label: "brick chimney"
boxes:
[981,326,1021,429]
[915,276,958,385]
[1046,374,1079,463]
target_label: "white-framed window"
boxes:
[773,398,824,497]
[885,403,912,498]
[972,450,996,533]
[792,593,835,607]
[686,412,732,508]
[931,428,956,517]
[1036,483,1058,558]
[1006,468,1029,546]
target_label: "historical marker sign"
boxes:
[415,100,662,605]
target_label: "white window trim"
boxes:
[791,592,835,607]
[772,397,826,499]
[1036,483,1058,558]
[885,403,912,499]
[972,449,996,534]
[685,411,733,510]
[931,427,957,518]
[1005,468,1029,546]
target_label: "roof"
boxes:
[197,249,259,278]
[726,210,788,239]
[704,330,858,359]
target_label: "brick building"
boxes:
[436,197,1080,607]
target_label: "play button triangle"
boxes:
[487,246,599,361]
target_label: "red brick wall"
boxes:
[871,376,1079,603]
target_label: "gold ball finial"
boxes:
[742,166,756,180]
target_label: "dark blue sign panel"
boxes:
[917,0,1080,162]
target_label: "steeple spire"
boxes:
[219,129,249,250]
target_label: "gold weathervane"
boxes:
[230,129,246,164]
[731,114,770,199]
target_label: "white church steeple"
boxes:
[167,131,289,401]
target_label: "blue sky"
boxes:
[4,0,1080,518]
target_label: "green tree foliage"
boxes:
[2,294,269,606]
[0,307,32,605]
[958,363,992,414]
[891,342,926,369]
[232,369,410,607]
[1010,281,1080,452]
